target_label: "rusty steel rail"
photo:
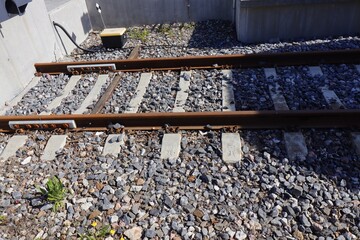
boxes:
[34,49,360,74]
[1,110,360,132]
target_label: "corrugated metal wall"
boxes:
[85,0,234,30]
[236,0,360,43]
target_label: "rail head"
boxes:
[1,110,360,132]
[34,49,360,74]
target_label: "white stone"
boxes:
[160,133,181,159]
[124,226,143,240]
[235,230,247,240]
[268,83,289,110]
[42,75,82,114]
[102,134,125,156]
[21,156,32,165]
[283,132,308,161]
[74,74,109,114]
[356,65,360,74]
[41,135,67,161]
[222,133,242,163]
[320,87,344,110]
[308,66,323,77]
[222,69,236,111]
[125,73,152,113]
[0,135,28,161]
[109,215,119,223]
[351,132,360,155]
[173,71,191,112]
[81,202,92,211]
[264,68,277,79]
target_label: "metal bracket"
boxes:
[67,63,116,73]
[9,120,76,130]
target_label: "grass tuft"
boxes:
[37,176,67,212]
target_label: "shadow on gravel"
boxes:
[187,20,237,49]
[187,20,360,52]
[298,129,360,192]
[241,129,360,193]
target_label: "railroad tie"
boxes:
[222,133,242,163]
[102,134,125,156]
[351,133,360,155]
[0,77,41,115]
[0,135,28,161]
[265,68,308,161]
[125,73,152,113]
[355,65,360,74]
[264,68,289,110]
[311,69,360,156]
[41,75,82,115]
[41,135,67,161]
[308,66,323,77]
[283,132,308,161]
[160,133,181,160]
[264,68,277,79]
[74,74,109,114]
[173,71,191,112]
[221,70,236,111]
[320,87,344,110]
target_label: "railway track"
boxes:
[1,49,360,239]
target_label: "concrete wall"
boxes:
[236,0,360,43]
[85,0,234,30]
[49,0,91,55]
[0,0,62,108]
[0,0,92,109]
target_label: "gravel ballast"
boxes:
[0,130,359,239]
[1,20,360,240]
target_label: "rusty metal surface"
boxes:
[1,110,360,132]
[34,49,360,74]
[91,46,140,114]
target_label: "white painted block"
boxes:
[351,132,360,155]
[308,66,323,77]
[74,74,109,114]
[222,70,236,111]
[0,77,41,115]
[102,134,125,156]
[222,133,242,163]
[283,132,308,161]
[173,71,191,112]
[264,68,277,79]
[268,83,289,111]
[41,135,67,161]
[160,133,181,159]
[321,87,344,110]
[0,135,28,161]
[42,75,82,114]
[125,73,152,113]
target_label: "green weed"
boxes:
[158,24,173,35]
[128,28,149,42]
[37,176,67,212]
[0,215,7,225]
[79,224,114,240]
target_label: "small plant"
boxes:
[0,215,7,225]
[181,22,195,30]
[158,24,173,35]
[128,28,149,42]
[79,222,117,240]
[37,176,67,211]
